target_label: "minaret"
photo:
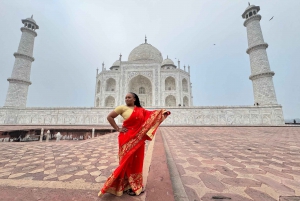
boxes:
[4,16,39,107]
[242,5,278,105]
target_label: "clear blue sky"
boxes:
[0,0,299,120]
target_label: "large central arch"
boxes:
[129,75,152,107]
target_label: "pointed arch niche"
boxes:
[97,80,101,93]
[182,78,188,92]
[183,96,189,106]
[129,75,152,107]
[105,96,115,107]
[96,97,100,107]
[106,78,116,91]
[165,95,176,107]
[165,76,176,91]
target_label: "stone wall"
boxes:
[0,105,284,126]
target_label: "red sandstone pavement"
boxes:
[0,127,300,201]
[161,127,300,201]
[0,130,173,201]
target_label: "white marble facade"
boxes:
[0,106,285,126]
[95,40,193,108]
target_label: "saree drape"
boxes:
[98,107,170,197]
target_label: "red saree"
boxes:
[98,107,170,197]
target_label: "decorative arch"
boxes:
[129,75,152,107]
[106,78,116,91]
[183,96,189,107]
[182,78,188,92]
[165,76,176,91]
[96,98,100,107]
[105,96,115,107]
[97,80,101,93]
[165,95,176,107]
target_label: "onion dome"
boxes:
[112,60,120,67]
[161,56,176,69]
[110,60,120,70]
[128,39,163,63]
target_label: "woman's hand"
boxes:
[163,111,171,117]
[118,127,128,133]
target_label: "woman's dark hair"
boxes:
[129,92,142,107]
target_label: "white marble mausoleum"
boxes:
[95,37,192,108]
[0,4,285,126]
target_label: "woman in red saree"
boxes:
[98,92,170,197]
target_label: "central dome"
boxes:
[128,43,163,63]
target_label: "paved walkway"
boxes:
[161,127,300,201]
[0,127,299,201]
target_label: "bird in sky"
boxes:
[269,16,274,21]
[213,44,216,45]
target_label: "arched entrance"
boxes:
[129,75,152,107]
[183,96,189,106]
[105,96,115,107]
[165,95,176,107]
[182,78,188,92]
[106,78,116,91]
[165,76,176,90]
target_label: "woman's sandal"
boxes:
[126,188,145,196]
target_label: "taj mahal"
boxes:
[95,37,192,108]
[0,4,285,126]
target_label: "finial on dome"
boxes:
[31,15,33,19]
[167,55,168,59]
[145,35,147,44]
[248,2,250,6]
[119,53,122,61]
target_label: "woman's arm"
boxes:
[107,111,128,133]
